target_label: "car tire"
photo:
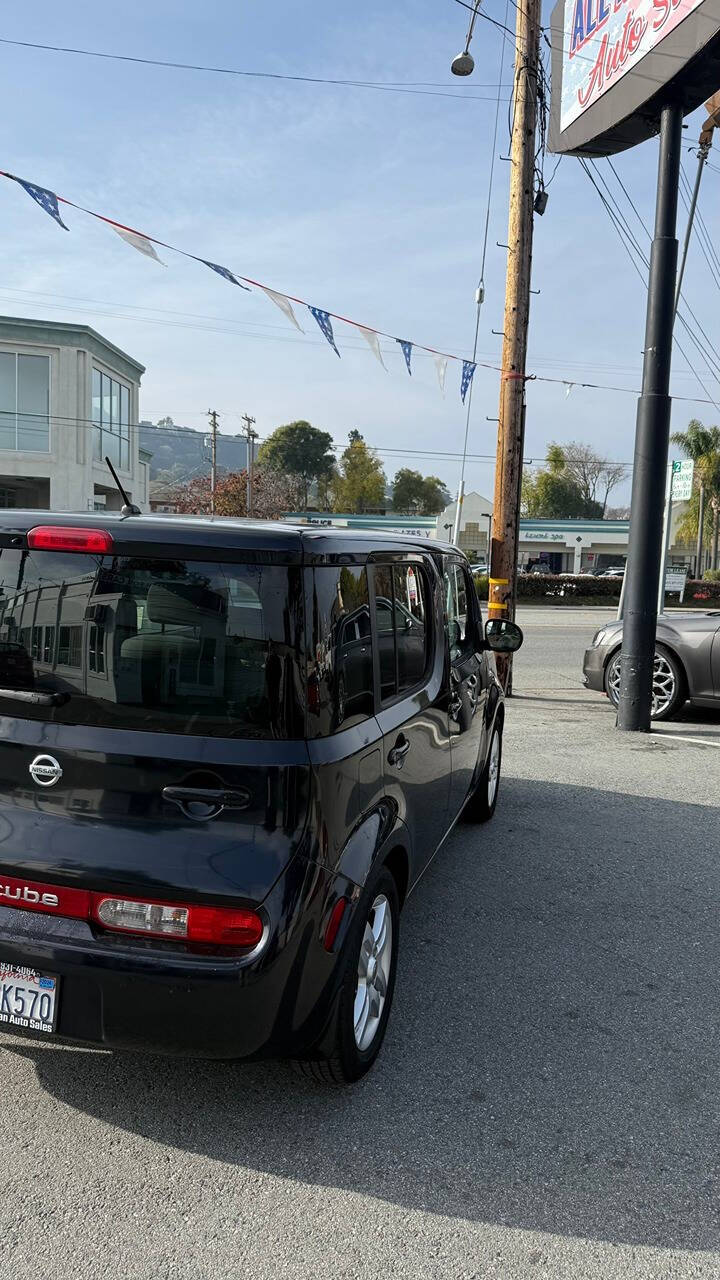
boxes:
[463,721,503,823]
[293,863,399,1086]
[605,643,686,720]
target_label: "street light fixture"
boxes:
[451,49,475,76]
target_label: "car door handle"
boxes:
[387,735,411,768]
[162,786,251,820]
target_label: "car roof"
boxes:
[0,511,458,561]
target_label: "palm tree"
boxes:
[671,420,720,575]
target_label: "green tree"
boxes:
[671,420,720,571]
[258,420,335,511]
[392,468,424,513]
[421,475,451,514]
[522,444,604,518]
[392,469,450,514]
[333,432,386,513]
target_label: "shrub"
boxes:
[684,579,720,602]
[703,569,720,583]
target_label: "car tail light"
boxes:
[27,526,114,554]
[90,894,264,947]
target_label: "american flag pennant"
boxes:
[16,179,68,230]
[111,224,166,264]
[309,306,340,357]
[201,260,250,291]
[460,360,476,403]
[261,286,304,332]
[357,326,386,370]
[434,355,448,395]
[396,340,413,375]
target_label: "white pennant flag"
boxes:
[261,285,304,332]
[565,382,574,398]
[434,355,448,395]
[357,325,386,370]
[111,224,166,264]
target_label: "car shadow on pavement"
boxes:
[3,776,720,1252]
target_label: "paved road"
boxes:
[2,607,719,1279]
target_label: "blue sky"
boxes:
[0,0,717,504]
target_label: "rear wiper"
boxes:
[0,688,70,706]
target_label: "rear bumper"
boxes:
[0,863,355,1060]
[582,646,606,692]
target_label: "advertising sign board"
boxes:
[550,0,720,154]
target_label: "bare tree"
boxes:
[555,441,626,516]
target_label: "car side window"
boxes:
[372,562,431,703]
[307,564,374,736]
[444,561,476,662]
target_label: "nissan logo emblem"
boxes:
[29,754,63,788]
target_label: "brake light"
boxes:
[0,875,263,949]
[90,894,264,947]
[27,526,114,554]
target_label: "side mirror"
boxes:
[484,618,524,653]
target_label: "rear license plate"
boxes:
[0,962,59,1034]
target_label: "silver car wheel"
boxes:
[354,894,393,1052]
[487,730,501,807]
[607,650,677,718]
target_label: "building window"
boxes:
[92,368,131,469]
[0,353,50,452]
[58,625,82,668]
[0,489,16,509]
[88,622,105,674]
[42,626,55,664]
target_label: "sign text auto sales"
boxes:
[561,0,705,128]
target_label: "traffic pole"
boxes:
[241,412,257,516]
[488,0,541,690]
[617,102,683,732]
[207,408,218,516]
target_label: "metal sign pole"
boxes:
[657,462,673,614]
[617,101,683,732]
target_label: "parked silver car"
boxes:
[583,611,720,719]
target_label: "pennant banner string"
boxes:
[0,168,483,373]
[4,167,653,406]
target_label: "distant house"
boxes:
[0,315,147,512]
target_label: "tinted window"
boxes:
[0,549,304,739]
[307,565,373,735]
[444,561,474,661]
[373,562,430,702]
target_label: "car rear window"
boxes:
[0,548,304,739]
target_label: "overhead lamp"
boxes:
[451,50,475,76]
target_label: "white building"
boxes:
[437,490,693,572]
[0,316,148,512]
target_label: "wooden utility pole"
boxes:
[488,0,542,689]
[207,409,218,515]
[241,413,257,516]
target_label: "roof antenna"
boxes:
[104,456,141,516]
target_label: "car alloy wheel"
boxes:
[354,893,393,1052]
[607,649,679,718]
[486,730,501,808]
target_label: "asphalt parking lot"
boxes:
[1,606,719,1279]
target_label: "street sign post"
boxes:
[664,567,688,601]
[671,458,694,501]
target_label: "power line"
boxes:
[0,36,510,102]
[585,158,720,403]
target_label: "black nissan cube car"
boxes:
[0,514,521,1083]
